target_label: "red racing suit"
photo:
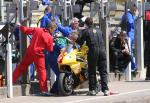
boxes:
[13,26,53,92]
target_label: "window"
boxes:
[4,0,13,1]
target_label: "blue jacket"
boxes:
[14,27,19,41]
[13,26,20,49]
[40,13,60,29]
[57,24,73,37]
[41,0,50,5]
[122,11,136,37]
[40,12,52,28]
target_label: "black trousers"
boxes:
[146,65,150,79]
[144,41,150,79]
[111,51,131,72]
[74,0,85,19]
[74,0,94,19]
[88,48,109,92]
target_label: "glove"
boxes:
[57,54,63,63]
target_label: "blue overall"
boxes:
[41,0,51,5]
[57,23,73,37]
[40,12,52,28]
[40,12,61,33]
[13,26,20,50]
[122,11,137,71]
[40,13,74,93]
[46,37,67,93]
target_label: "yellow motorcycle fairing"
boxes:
[59,44,88,75]
[61,49,78,65]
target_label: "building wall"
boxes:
[113,0,126,4]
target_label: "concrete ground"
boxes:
[1,80,150,103]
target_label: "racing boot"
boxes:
[87,90,96,96]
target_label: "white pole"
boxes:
[126,64,132,81]
[106,1,110,73]
[136,1,144,79]
[0,0,4,22]
[7,43,13,98]
[6,3,13,98]
[126,38,132,81]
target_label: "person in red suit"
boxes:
[13,21,56,96]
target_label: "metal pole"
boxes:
[124,0,132,81]
[90,2,94,17]
[26,0,31,81]
[101,0,104,19]
[19,0,24,60]
[6,4,13,98]
[126,38,132,81]
[6,43,13,98]
[0,0,4,22]
[64,0,67,21]
[99,0,109,73]
[136,1,144,79]
[105,1,110,73]
[98,0,102,29]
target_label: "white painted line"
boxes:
[63,89,150,103]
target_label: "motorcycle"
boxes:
[58,42,100,96]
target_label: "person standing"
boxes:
[121,4,138,71]
[144,10,150,80]
[39,6,65,94]
[75,17,109,96]
[13,21,57,96]
[56,17,79,37]
[40,6,52,28]
[40,6,61,28]
[41,0,51,5]
[74,0,94,19]
[47,34,67,94]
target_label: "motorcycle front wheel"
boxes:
[58,72,74,96]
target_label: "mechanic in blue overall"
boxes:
[40,6,53,28]
[40,6,61,29]
[56,17,79,37]
[41,0,51,5]
[47,33,67,94]
[48,18,80,94]
[46,17,80,94]
[121,4,138,71]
